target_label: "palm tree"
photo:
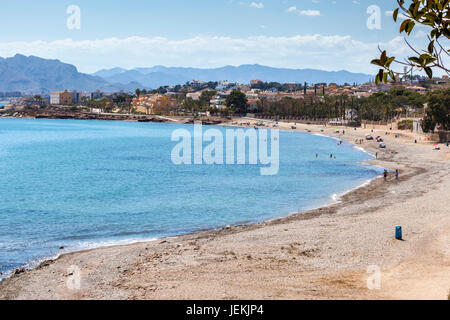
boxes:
[33,95,43,105]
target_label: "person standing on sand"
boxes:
[384,170,388,181]
[395,169,399,180]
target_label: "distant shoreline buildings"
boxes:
[2,75,448,114]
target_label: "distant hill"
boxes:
[0,54,141,94]
[0,54,372,94]
[91,67,128,79]
[93,64,372,88]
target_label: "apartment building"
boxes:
[71,90,80,104]
[50,90,73,105]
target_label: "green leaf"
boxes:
[385,57,395,68]
[377,69,384,84]
[406,21,416,35]
[389,70,396,82]
[380,51,387,64]
[431,29,437,38]
[400,19,410,33]
[375,73,380,85]
[408,56,422,64]
[428,40,435,54]
[424,67,433,79]
[371,59,383,67]
[393,8,399,22]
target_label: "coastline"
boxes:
[0,118,449,300]
[0,119,381,280]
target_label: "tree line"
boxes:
[250,86,448,132]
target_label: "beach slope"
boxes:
[1,123,449,300]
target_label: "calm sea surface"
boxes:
[0,118,382,277]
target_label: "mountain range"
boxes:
[0,54,138,94]
[0,54,372,94]
[93,65,372,89]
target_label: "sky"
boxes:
[0,0,444,74]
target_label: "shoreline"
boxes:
[0,120,382,282]
[1,118,449,299]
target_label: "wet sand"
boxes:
[1,119,449,300]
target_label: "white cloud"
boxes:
[286,6,321,16]
[238,1,264,9]
[0,34,440,74]
[385,10,409,20]
[249,2,264,9]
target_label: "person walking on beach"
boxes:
[384,170,388,181]
[395,169,399,180]
[376,152,378,159]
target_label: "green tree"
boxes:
[372,0,449,83]
[225,90,248,114]
[183,97,198,114]
[199,90,217,109]
[422,88,450,131]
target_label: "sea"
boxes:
[0,118,383,278]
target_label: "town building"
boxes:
[328,83,339,90]
[215,81,234,91]
[406,86,428,94]
[132,94,177,114]
[209,93,230,109]
[0,91,22,98]
[250,80,264,87]
[71,90,80,104]
[50,90,73,105]
[186,92,203,100]
[190,80,206,89]
[90,90,104,100]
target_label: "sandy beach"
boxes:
[0,119,449,300]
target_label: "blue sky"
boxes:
[0,0,438,74]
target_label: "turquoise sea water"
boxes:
[0,119,382,277]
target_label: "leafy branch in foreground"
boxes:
[372,0,449,84]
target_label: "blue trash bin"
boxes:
[395,226,402,240]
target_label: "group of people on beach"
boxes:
[315,153,337,159]
[384,169,399,181]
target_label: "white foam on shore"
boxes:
[310,130,375,158]
[74,237,159,251]
[353,145,376,158]
[330,176,380,204]
[0,236,160,282]
[311,132,342,142]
